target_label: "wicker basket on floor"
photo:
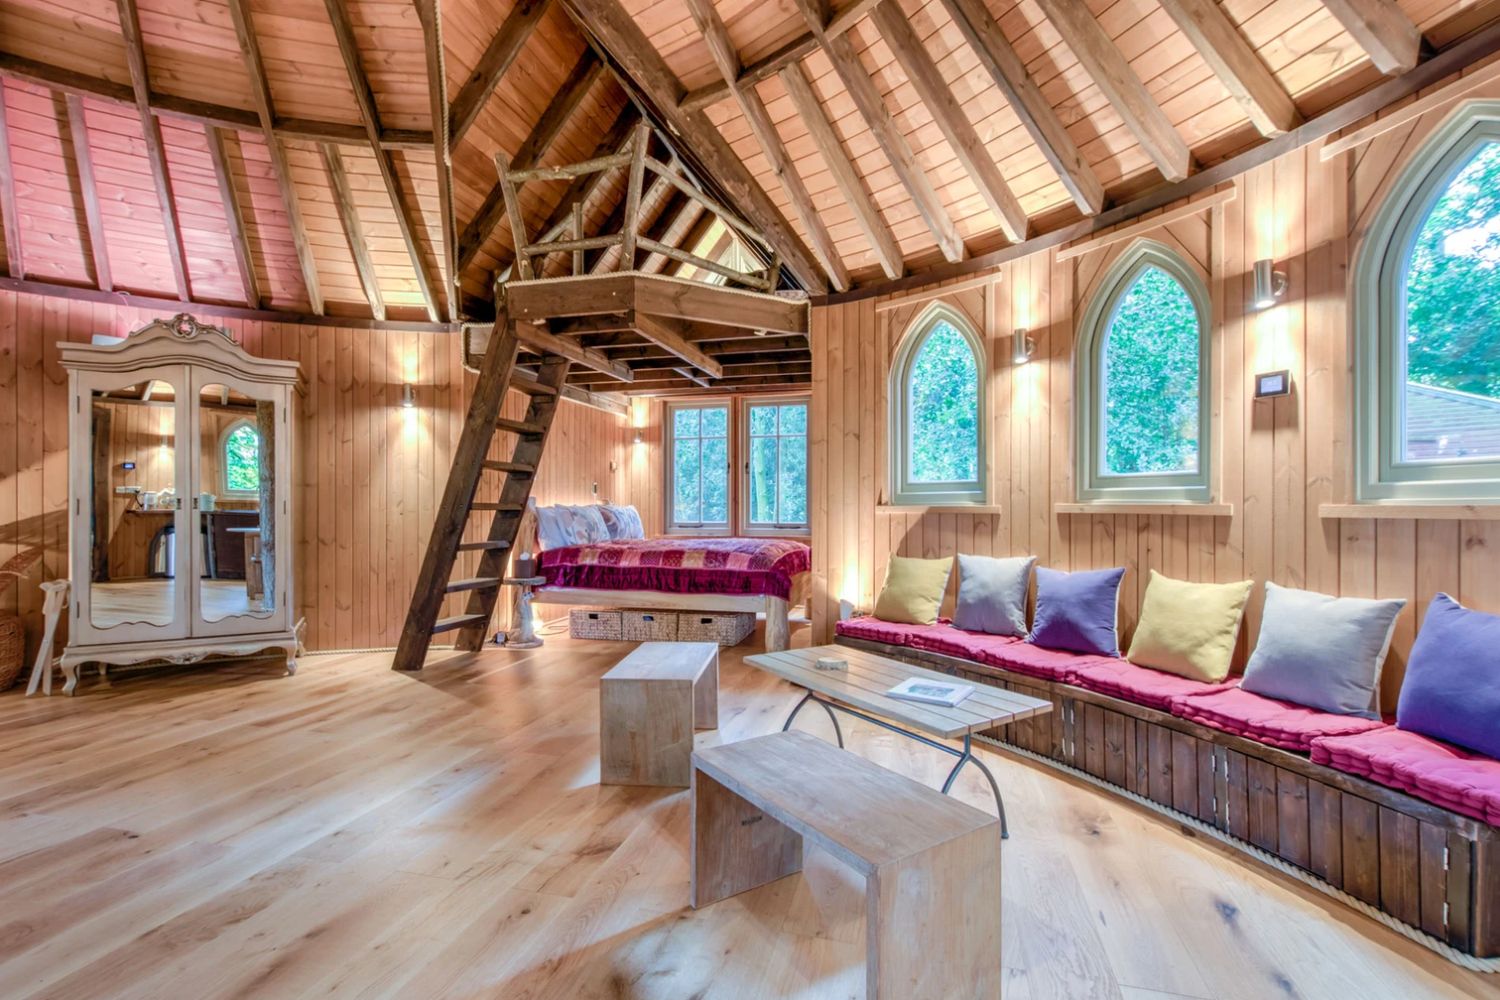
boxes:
[0,617,24,691]
[622,610,678,642]
[677,611,755,646]
[569,609,623,640]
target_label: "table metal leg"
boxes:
[781,691,845,748]
[942,734,1008,838]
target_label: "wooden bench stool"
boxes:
[600,641,718,787]
[691,730,1002,999]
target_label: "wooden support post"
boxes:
[571,201,584,275]
[620,123,650,270]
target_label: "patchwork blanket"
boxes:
[539,537,810,601]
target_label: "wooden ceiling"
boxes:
[1,0,1498,366]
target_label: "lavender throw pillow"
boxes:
[1397,594,1500,759]
[1028,566,1125,657]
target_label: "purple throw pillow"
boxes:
[1397,594,1500,759]
[1028,566,1125,657]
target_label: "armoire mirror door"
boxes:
[192,371,286,637]
[79,365,193,643]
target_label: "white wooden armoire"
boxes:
[59,314,301,694]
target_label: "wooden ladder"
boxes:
[393,298,570,671]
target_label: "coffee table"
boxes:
[745,644,1052,837]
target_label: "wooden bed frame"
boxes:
[511,502,808,651]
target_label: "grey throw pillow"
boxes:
[1241,582,1406,718]
[953,554,1035,637]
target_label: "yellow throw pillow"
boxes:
[1128,571,1253,683]
[873,556,954,626]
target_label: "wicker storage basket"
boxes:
[0,616,23,691]
[677,611,755,646]
[622,609,678,642]
[570,609,623,641]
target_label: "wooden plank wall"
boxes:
[0,289,637,659]
[809,71,1500,713]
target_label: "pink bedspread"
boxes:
[539,537,810,601]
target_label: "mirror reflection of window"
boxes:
[200,386,273,623]
[222,421,261,495]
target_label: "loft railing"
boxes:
[495,123,782,292]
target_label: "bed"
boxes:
[516,502,810,651]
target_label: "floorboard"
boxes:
[0,627,1492,999]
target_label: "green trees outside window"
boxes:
[747,401,808,527]
[223,423,260,494]
[889,306,987,506]
[1101,265,1202,476]
[670,405,729,527]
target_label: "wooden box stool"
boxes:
[691,730,1002,999]
[600,641,718,787]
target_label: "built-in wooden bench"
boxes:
[837,635,1500,961]
[691,730,1002,999]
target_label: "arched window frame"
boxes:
[888,302,988,506]
[1075,240,1212,503]
[1354,101,1500,503]
[220,418,261,497]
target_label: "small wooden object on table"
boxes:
[503,576,547,648]
[600,641,718,787]
[691,730,1002,999]
[745,644,1052,836]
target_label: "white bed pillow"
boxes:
[599,504,644,540]
[565,505,610,545]
[534,506,572,551]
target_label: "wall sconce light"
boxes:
[633,430,644,445]
[1252,258,1287,309]
[401,383,416,409]
[1011,328,1035,365]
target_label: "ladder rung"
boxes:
[431,613,490,634]
[471,502,525,512]
[510,374,558,396]
[481,460,535,476]
[445,577,502,594]
[495,418,545,436]
[456,539,511,553]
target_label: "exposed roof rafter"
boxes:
[1319,0,1422,74]
[0,80,21,279]
[319,143,387,321]
[1157,0,1301,137]
[64,94,114,294]
[449,0,551,145]
[204,126,257,308]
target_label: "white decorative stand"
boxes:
[504,576,547,649]
[26,579,70,696]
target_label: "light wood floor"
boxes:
[1,627,1495,1000]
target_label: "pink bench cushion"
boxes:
[1071,659,1234,712]
[1312,727,1500,826]
[1171,686,1387,752]
[835,617,1081,683]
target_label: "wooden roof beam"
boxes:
[776,63,901,279]
[561,0,828,293]
[788,0,964,262]
[936,0,1102,215]
[205,126,257,307]
[685,0,850,291]
[323,0,443,321]
[64,95,113,293]
[226,0,323,314]
[870,0,1026,243]
[319,143,386,321]
[634,312,724,378]
[116,0,191,301]
[514,320,634,380]
[449,0,550,146]
[1319,0,1421,75]
[1033,0,1192,182]
[679,0,881,112]
[0,80,21,279]
[417,0,457,321]
[1157,0,1300,136]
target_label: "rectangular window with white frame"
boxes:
[742,397,809,534]
[667,402,731,531]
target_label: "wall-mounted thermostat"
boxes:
[1254,370,1291,399]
